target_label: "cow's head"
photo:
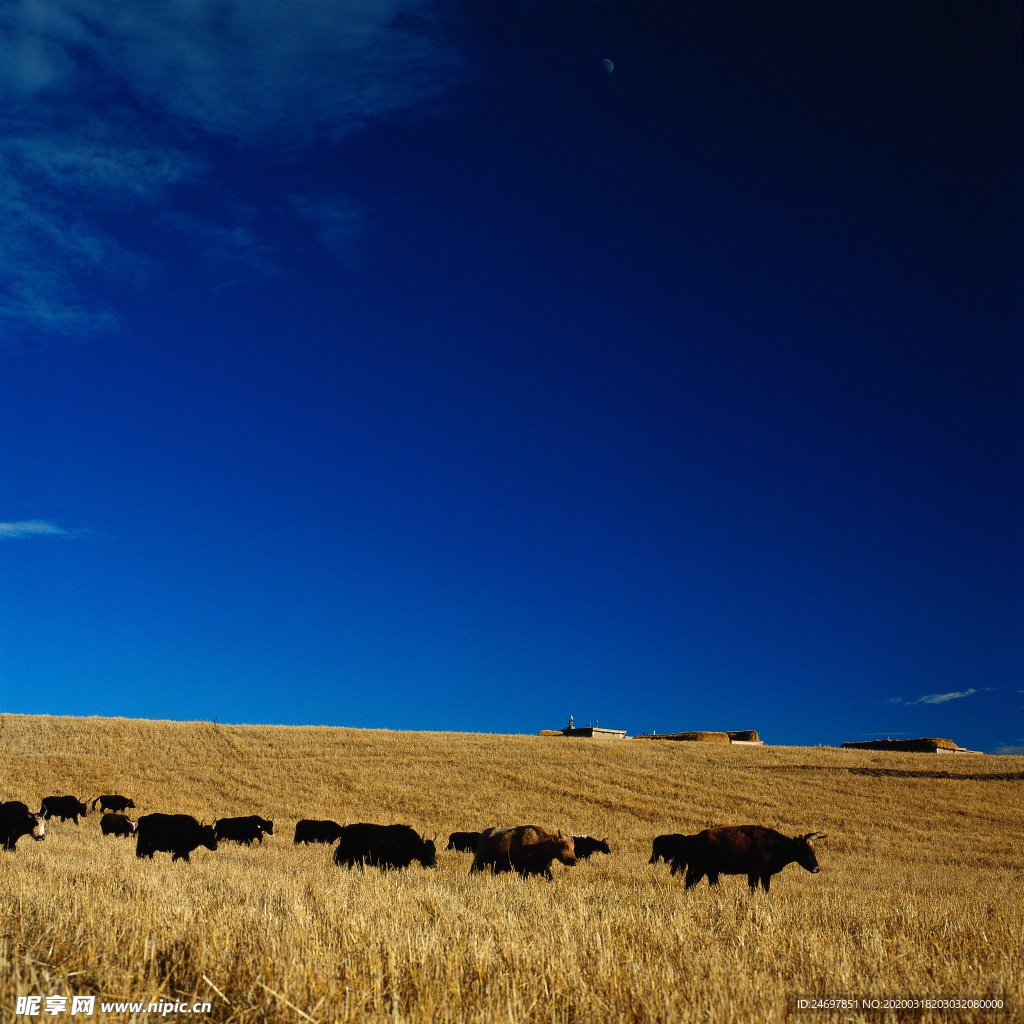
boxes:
[418,834,438,868]
[555,831,578,867]
[262,818,274,835]
[199,821,219,853]
[796,832,826,873]
[127,799,137,809]
[31,814,46,842]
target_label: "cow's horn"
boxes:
[806,831,827,842]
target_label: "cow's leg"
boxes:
[707,872,720,886]
[684,866,702,889]
[761,874,771,893]
[747,873,759,892]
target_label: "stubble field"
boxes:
[1,713,1021,1023]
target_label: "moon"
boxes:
[603,59,614,74]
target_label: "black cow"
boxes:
[446,830,482,853]
[1,801,47,851]
[673,825,826,893]
[294,819,345,845]
[214,815,274,845]
[650,833,695,866]
[101,813,137,838]
[92,794,136,813]
[39,795,88,824]
[135,813,218,862]
[333,823,437,871]
[571,834,611,859]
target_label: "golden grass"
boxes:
[1,713,1021,1023]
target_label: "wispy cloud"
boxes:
[1,1,460,140]
[0,519,86,539]
[290,194,367,264]
[990,744,1024,756]
[160,210,284,280]
[0,0,463,339]
[907,688,977,705]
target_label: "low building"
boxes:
[561,725,627,739]
[841,737,979,754]
[539,717,627,739]
[634,729,763,746]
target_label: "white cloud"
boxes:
[0,0,463,338]
[2,1,460,139]
[989,744,1024,756]
[160,210,284,279]
[908,688,977,706]
[0,117,170,336]
[290,194,367,263]
[0,520,85,539]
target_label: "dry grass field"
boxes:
[1,713,1021,1023]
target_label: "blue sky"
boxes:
[2,1,1021,753]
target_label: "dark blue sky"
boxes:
[2,1,1021,752]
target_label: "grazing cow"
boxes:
[446,830,482,853]
[571,834,611,859]
[214,815,274,845]
[0,801,47,851]
[101,813,137,838]
[470,825,577,880]
[650,833,694,865]
[39,795,88,824]
[333,823,437,871]
[294,819,345,845]
[673,825,826,893]
[135,813,218,863]
[92,794,136,813]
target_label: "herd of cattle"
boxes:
[0,794,826,894]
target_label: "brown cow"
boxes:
[674,825,826,893]
[470,825,577,880]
